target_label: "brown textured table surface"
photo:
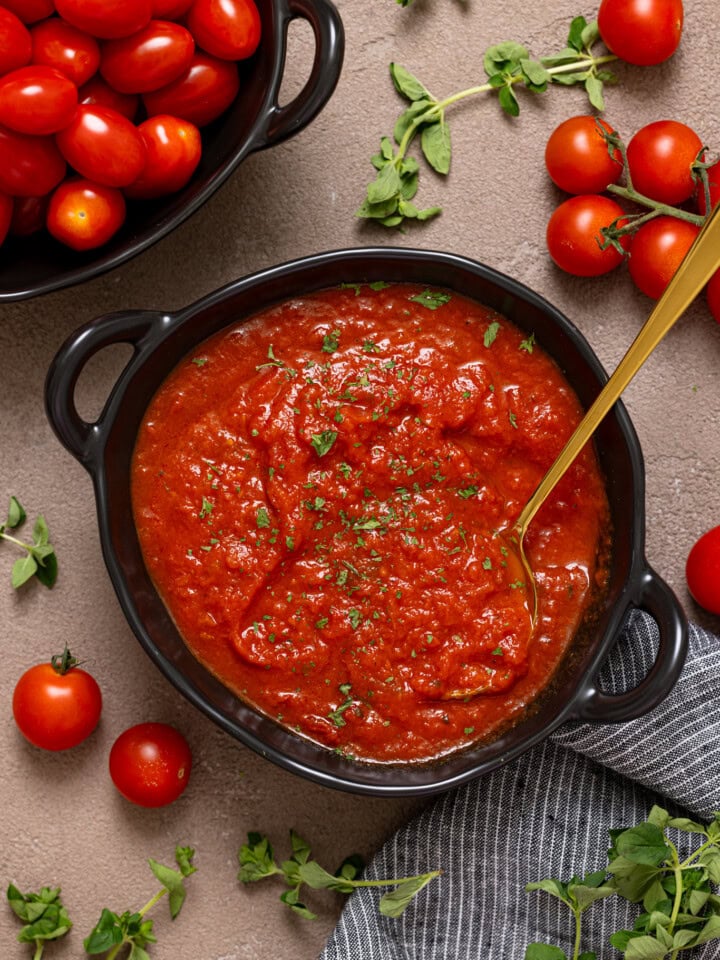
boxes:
[2,1,719,958]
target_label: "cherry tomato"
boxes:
[697,160,720,217]
[186,0,261,61]
[109,721,192,808]
[686,525,720,615]
[627,120,703,206]
[0,124,66,196]
[47,177,126,250]
[54,0,153,39]
[55,103,147,188]
[0,66,78,136]
[598,0,683,66]
[152,0,194,17]
[546,194,628,277]
[545,116,622,195]
[1,0,54,24]
[79,75,139,121]
[143,51,239,127]
[125,114,202,198]
[30,17,101,88]
[12,651,102,751]
[0,190,12,246]
[707,268,720,324]
[0,6,32,75]
[10,193,48,235]
[100,20,195,94]
[628,216,699,300]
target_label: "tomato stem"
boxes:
[605,184,706,227]
[50,646,80,675]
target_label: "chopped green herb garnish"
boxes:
[408,289,451,310]
[311,430,338,458]
[484,321,500,347]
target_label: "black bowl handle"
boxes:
[572,567,688,723]
[45,310,166,470]
[254,0,344,149]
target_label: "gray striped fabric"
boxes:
[320,614,720,960]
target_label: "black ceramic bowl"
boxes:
[0,0,343,303]
[45,248,687,796]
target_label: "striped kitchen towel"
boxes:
[319,612,720,960]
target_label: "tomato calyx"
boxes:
[50,645,82,675]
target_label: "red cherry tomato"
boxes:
[143,51,239,126]
[125,114,201,198]
[1,0,54,24]
[628,216,700,300]
[686,525,720,615]
[697,160,720,217]
[12,652,102,751]
[10,193,48,235]
[186,0,261,60]
[0,6,32,75]
[0,124,66,196]
[0,66,78,136]
[109,721,192,808]
[79,75,139,121]
[30,17,101,88]
[47,177,126,250]
[0,190,12,246]
[54,0,153,39]
[546,194,628,277]
[100,20,195,94]
[152,0,194,17]
[627,120,703,206]
[55,103,147,188]
[598,0,683,66]
[545,116,622,195]
[707,269,720,324]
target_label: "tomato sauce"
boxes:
[131,283,610,763]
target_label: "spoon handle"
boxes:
[517,201,720,533]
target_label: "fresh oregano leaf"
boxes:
[520,58,550,88]
[367,163,403,205]
[498,84,520,116]
[614,823,671,867]
[378,873,438,918]
[12,554,38,589]
[624,934,670,959]
[584,74,605,110]
[389,62,432,102]
[7,496,26,528]
[524,945,568,960]
[394,99,435,145]
[421,120,451,174]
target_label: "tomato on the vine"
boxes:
[55,103,147,188]
[546,194,628,277]
[143,52,239,127]
[54,0,153,39]
[126,114,202,198]
[0,6,32,75]
[627,120,703,206]
[627,215,699,300]
[597,0,683,66]
[46,178,126,250]
[0,66,78,136]
[697,160,720,217]
[545,116,622,195]
[186,0,261,61]
[12,649,102,751]
[109,722,192,808]
[30,17,101,88]
[686,525,720,615]
[100,20,196,94]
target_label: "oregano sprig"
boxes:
[0,496,58,589]
[83,846,196,960]
[358,16,619,228]
[7,884,73,960]
[525,806,720,960]
[238,830,441,919]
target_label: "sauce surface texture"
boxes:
[131,284,610,762]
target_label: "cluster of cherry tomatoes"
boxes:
[544,114,720,323]
[13,649,192,807]
[0,0,261,251]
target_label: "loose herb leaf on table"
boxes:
[7,884,72,959]
[0,496,58,589]
[238,830,441,920]
[525,806,720,960]
[358,16,619,228]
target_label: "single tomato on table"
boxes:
[545,116,622,195]
[686,526,720,615]
[626,120,704,206]
[546,194,628,277]
[109,722,192,808]
[627,215,699,299]
[46,177,126,250]
[12,648,102,751]
[597,0,683,65]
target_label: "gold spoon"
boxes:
[517,200,720,625]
